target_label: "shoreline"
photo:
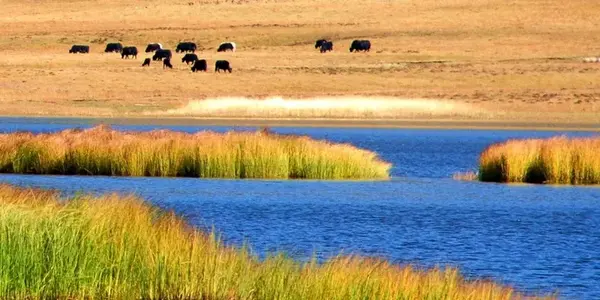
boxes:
[1,115,599,131]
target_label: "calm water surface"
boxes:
[0,118,599,299]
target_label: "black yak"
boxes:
[349,40,371,52]
[191,59,207,72]
[217,42,236,52]
[121,46,138,59]
[320,41,333,53]
[181,53,198,64]
[215,60,232,73]
[104,43,123,53]
[145,43,162,53]
[69,45,89,53]
[163,58,173,69]
[176,42,197,53]
[152,49,172,61]
[315,39,327,49]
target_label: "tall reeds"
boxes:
[478,136,600,184]
[0,184,553,299]
[0,125,391,180]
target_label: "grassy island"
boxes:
[0,126,390,180]
[479,136,600,184]
[0,185,553,299]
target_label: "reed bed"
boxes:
[0,184,553,299]
[479,136,600,184]
[0,125,390,180]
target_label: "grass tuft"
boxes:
[0,184,554,299]
[478,136,600,184]
[0,126,391,180]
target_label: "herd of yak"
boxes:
[68,39,372,73]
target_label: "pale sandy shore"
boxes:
[3,116,598,131]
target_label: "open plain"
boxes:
[1,0,600,127]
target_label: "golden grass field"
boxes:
[1,0,600,125]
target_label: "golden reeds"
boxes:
[0,125,391,180]
[0,184,553,299]
[478,136,600,184]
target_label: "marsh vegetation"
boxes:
[479,136,600,184]
[0,184,553,299]
[0,126,391,180]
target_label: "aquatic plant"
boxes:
[0,184,553,299]
[478,136,600,184]
[0,125,390,180]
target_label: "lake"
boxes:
[0,117,598,299]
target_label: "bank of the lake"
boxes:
[1,115,600,131]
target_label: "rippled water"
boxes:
[0,118,599,299]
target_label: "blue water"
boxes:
[0,118,599,299]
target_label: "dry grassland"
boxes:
[1,0,600,124]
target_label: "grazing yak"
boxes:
[152,49,172,61]
[163,58,173,69]
[217,42,236,52]
[69,45,89,53]
[349,40,371,52]
[191,59,207,72]
[215,60,232,73]
[121,46,138,59]
[142,58,151,67]
[145,43,162,53]
[181,53,198,64]
[319,41,333,53]
[104,43,123,53]
[176,42,197,53]
[315,39,327,49]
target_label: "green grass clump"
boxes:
[478,136,600,184]
[0,126,391,180]
[0,184,552,299]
